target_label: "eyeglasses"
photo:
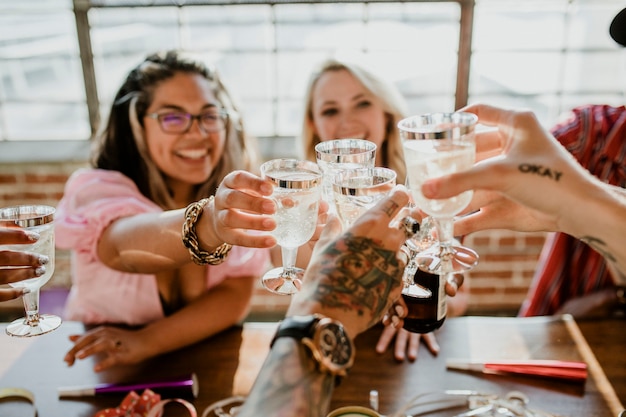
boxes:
[146,110,228,134]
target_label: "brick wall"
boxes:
[0,161,545,317]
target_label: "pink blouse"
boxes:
[55,168,270,325]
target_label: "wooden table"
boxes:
[0,315,624,417]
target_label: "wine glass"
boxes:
[398,112,479,274]
[314,139,377,213]
[260,159,322,295]
[331,167,396,230]
[0,204,62,337]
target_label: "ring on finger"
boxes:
[399,216,420,239]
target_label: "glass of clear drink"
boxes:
[399,112,479,274]
[331,167,396,230]
[260,159,322,295]
[315,139,377,213]
[0,205,62,337]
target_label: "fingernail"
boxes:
[25,231,40,242]
[22,288,31,295]
[395,304,405,317]
[34,266,46,277]
[260,183,273,195]
[391,316,400,328]
[38,255,49,265]
[421,181,435,197]
[262,200,275,213]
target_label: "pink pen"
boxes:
[58,373,199,398]
[446,359,588,383]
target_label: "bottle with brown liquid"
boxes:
[401,268,447,334]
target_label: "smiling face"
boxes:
[310,69,389,165]
[142,72,226,202]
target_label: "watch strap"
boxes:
[270,315,319,348]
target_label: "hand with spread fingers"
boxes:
[0,228,50,302]
[211,169,329,268]
[422,103,626,285]
[64,326,150,372]
[375,272,468,362]
[208,170,278,249]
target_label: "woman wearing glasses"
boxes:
[56,51,319,371]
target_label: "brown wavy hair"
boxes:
[91,50,260,210]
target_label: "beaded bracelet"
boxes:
[182,196,233,265]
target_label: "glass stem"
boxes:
[281,246,298,279]
[403,249,418,287]
[437,217,455,253]
[22,288,41,327]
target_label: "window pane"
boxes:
[0,2,83,142]
[242,100,274,137]
[186,6,274,50]
[4,103,89,140]
[218,53,274,101]
[0,56,84,102]
[89,8,180,56]
[567,2,625,49]
[470,52,562,95]
[563,51,624,93]
[474,1,567,51]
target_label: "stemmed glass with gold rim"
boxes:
[399,112,479,274]
[1,205,62,337]
[260,159,322,295]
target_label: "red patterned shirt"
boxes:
[518,104,626,316]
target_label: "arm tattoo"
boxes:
[380,200,400,217]
[310,233,404,327]
[237,338,335,417]
[580,235,625,284]
[580,236,616,263]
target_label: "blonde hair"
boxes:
[299,58,408,184]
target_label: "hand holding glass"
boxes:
[0,205,62,337]
[261,159,322,295]
[399,112,479,274]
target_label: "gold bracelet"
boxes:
[182,196,233,265]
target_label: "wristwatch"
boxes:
[271,314,355,379]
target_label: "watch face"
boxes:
[316,321,354,371]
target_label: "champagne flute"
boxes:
[0,205,62,337]
[315,139,377,213]
[331,167,396,230]
[260,159,322,295]
[399,112,479,274]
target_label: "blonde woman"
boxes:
[300,58,468,362]
[299,58,408,185]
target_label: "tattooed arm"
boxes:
[238,187,412,417]
[421,103,626,285]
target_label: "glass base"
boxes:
[6,314,62,337]
[415,244,479,274]
[261,267,304,295]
